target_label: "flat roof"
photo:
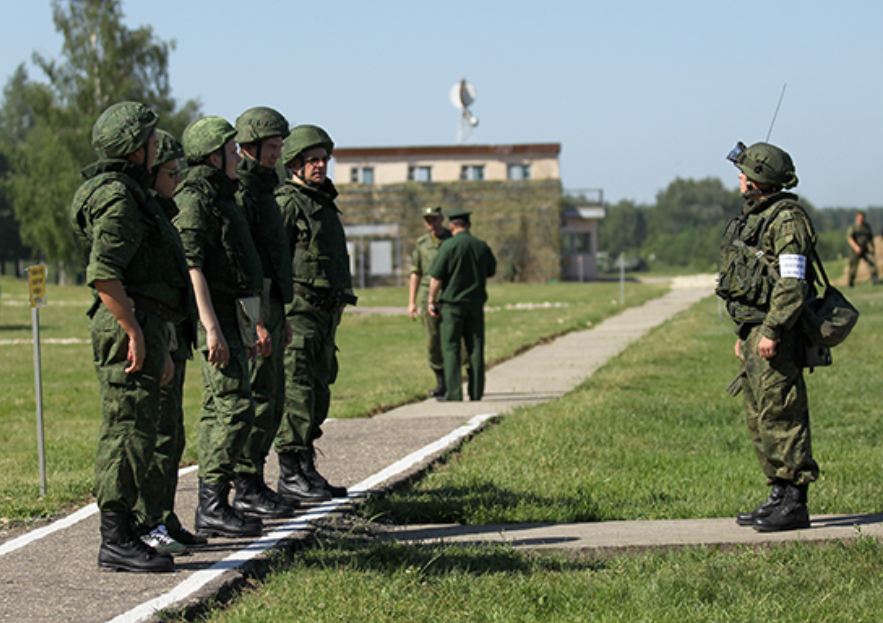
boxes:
[334,143,561,159]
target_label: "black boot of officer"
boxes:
[233,473,299,518]
[736,480,786,526]
[277,451,331,502]
[300,446,348,498]
[429,369,446,397]
[195,479,263,537]
[754,483,810,532]
[98,511,174,573]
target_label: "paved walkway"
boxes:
[2,277,880,622]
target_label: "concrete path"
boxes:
[3,277,879,622]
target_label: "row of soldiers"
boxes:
[71,103,352,573]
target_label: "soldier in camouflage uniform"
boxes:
[71,102,190,572]
[134,130,206,555]
[173,116,264,538]
[846,211,879,286]
[717,141,819,532]
[275,125,353,502]
[231,107,298,518]
[408,206,452,396]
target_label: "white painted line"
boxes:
[0,466,199,557]
[107,412,497,623]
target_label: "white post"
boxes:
[32,304,46,497]
[619,252,625,305]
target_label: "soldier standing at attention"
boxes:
[427,208,496,402]
[231,107,299,519]
[407,206,452,397]
[846,211,879,286]
[71,102,190,572]
[717,141,819,532]
[275,125,354,502]
[135,130,206,555]
[173,116,265,538]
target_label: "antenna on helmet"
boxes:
[765,83,787,142]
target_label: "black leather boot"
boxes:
[195,479,263,537]
[98,511,174,573]
[753,483,810,532]
[736,481,786,526]
[277,451,332,501]
[429,369,446,397]
[233,473,299,518]
[300,447,348,498]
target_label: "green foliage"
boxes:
[0,0,199,266]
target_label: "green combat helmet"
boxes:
[281,124,334,167]
[726,141,799,189]
[153,129,184,171]
[235,107,290,144]
[92,101,158,159]
[182,116,237,165]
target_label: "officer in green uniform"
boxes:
[408,206,452,396]
[718,141,819,532]
[173,116,264,538]
[275,124,354,501]
[232,106,298,518]
[846,212,879,286]
[135,129,205,554]
[427,208,496,402]
[71,102,190,572]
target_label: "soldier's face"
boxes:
[738,172,750,195]
[300,146,329,185]
[145,130,158,171]
[153,157,181,199]
[224,139,242,180]
[424,215,443,233]
[259,136,283,169]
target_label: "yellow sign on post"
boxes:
[28,264,47,308]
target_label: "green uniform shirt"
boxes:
[848,221,874,251]
[70,159,189,311]
[411,228,452,298]
[429,230,496,306]
[237,156,294,304]
[276,178,352,291]
[173,164,263,299]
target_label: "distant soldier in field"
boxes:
[71,102,190,572]
[717,140,819,532]
[846,211,879,286]
[428,208,496,402]
[408,206,452,397]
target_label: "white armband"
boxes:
[779,254,806,279]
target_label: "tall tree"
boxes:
[0,0,199,268]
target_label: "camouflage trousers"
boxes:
[91,305,168,513]
[420,299,445,371]
[276,294,340,454]
[196,317,255,483]
[237,296,287,478]
[848,247,878,284]
[135,353,187,531]
[739,324,819,485]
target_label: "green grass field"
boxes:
[183,279,883,623]
[0,275,666,523]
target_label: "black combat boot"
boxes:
[428,369,446,397]
[195,479,263,538]
[98,511,174,573]
[300,447,348,498]
[277,451,332,502]
[753,483,810,532]
[736,481,786,526]
[233,473,299,518]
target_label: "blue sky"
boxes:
[2,0,881,209]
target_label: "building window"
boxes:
[350,166,375,184]
[408,165,432,182]
[460,165,485,181]
[563,232,592,254]
[507,164,531,181]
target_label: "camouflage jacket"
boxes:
[411,228,452,297]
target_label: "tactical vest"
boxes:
[716,193,815,325]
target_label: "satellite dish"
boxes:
[450,78,479,144]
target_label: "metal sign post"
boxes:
[28,264,48,497]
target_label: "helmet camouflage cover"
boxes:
[727,141,799,189]
[182,116,237,165]
[282,124,334,166]
[235,106,290,144]
[153,129,184,170]
[92,101,158,160]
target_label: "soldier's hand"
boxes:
[207,327,230,368]
[734,339,740,359]
[757,336,778,360]
[125,327,146,374]
[428,304,440,318]
[256,322,272,357]
[284,318,293,346]
[160,354,175,386]
[408,303,419,320]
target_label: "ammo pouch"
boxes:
[236,296,261,348]
[716,216,775,317]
